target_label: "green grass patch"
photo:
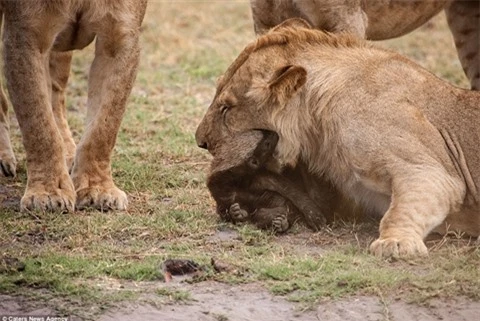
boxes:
[156,287,193,303]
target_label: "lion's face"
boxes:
[195,48,307,157]
[195,63,269,156]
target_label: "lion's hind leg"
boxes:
[71,12,145,211]
[370,165,465,259]
[0,8,16,178]
[0,86,16,177]
[446,0,480,90]
[50,51,76,170]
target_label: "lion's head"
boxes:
[195,18,367,168]
[195,19,314,159]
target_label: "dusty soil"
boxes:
[2,283,479,321]
[98,283,480,321]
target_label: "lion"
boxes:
[0,0,147,212]
[250,0,480,90]
[195,19,480,258]
[207,129,327,232]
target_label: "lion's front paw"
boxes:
[76,185,128,211]
[272,214,289,233]
[370,236,428,259]
[21,177,75,213]
[229,203,249,222]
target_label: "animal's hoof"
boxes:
[229,203,249,221]
[76,186,128,211]
[20,188,75,213]
[370,236,428,259]
[272,214,289,233]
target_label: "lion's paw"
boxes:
[76,186,128,211]
[370,236,428,259]
[272,214,289,233]
[0,125,16,177]
[229,203,249,222]
[21,184,75,213]
[0,155,16,177]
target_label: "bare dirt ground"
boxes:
[2,285,480,321]
[98,291,480,321]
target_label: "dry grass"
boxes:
[0,1,478,320]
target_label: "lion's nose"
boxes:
[195,125,208,149]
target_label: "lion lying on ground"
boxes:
[196,18,480,258]
[207,129,327,232]
[250,0,480,90]
[0,0,147,212]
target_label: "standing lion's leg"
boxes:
[49,51,76,170]
[3,19,75,212]
[0,11,16,177]
[294,0,367,37]
[0,85,16,177]
[369,167,465,258]
[445,0,480,90]
[71,19,142,211]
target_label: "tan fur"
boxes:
[0,51,75,178]
[196,19,480,258]
[250,0,480,90]
[0,0,147,212]
[0,85,15,177]
[0,12,16,177]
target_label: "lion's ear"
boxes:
[270,18,312,32]
[267,65,307,102]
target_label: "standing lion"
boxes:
[0,0,147,212]
[195,19,480,258]
[250,0,480,90]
